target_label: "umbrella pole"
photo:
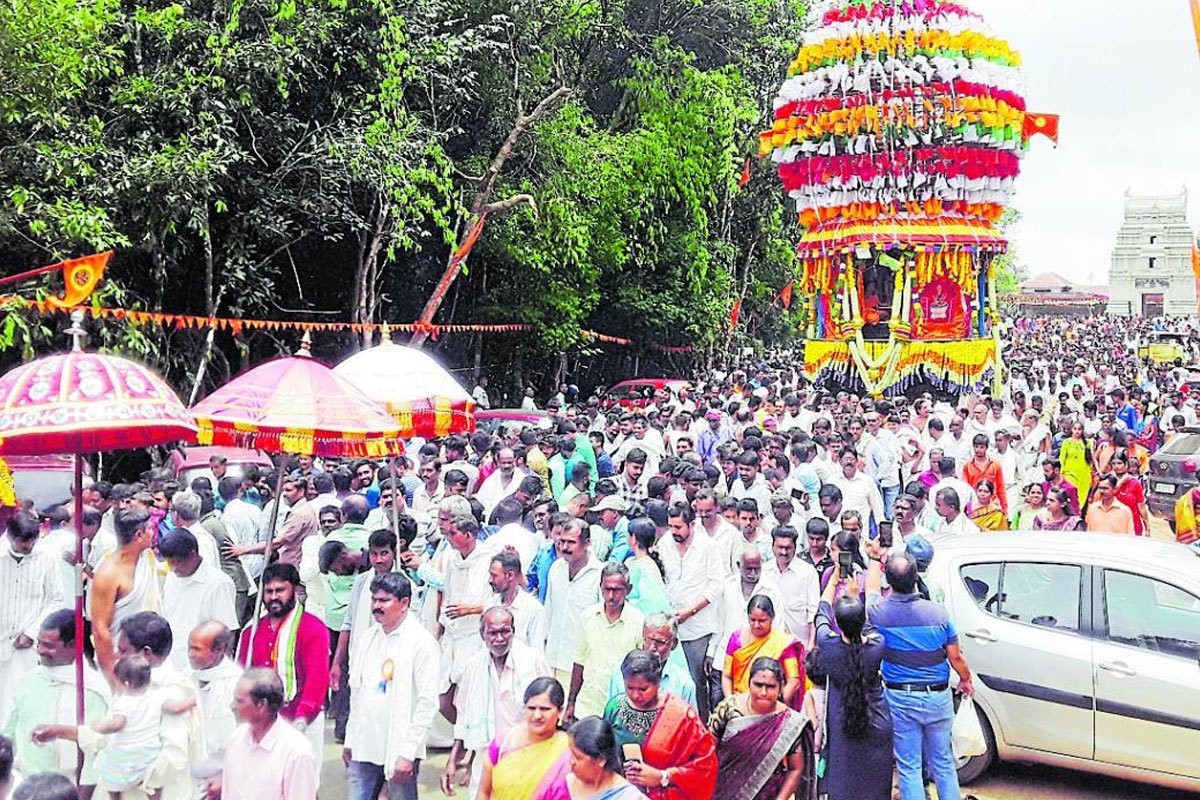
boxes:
[240,465,287,663]
[390,459,400,543]
[73,453,85,774]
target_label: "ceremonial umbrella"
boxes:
[333,332,475,540]
[189,335,403,640]
[332,332,476,439]
[0,312,198,739]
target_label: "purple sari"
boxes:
[713,706,806,800]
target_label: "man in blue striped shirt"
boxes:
[868,550,975,800]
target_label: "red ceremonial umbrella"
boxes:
[189,335,403,640]
[0,313,197,743]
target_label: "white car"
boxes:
[925,532,1200,793]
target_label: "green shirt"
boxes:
[324,523,372,629]
[5,666,107,782]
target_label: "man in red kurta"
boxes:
[962,434,1007,514]
[238,561,330,773]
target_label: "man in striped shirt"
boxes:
[867,550,975,800]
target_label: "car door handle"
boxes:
[964,629,997,643]
[1098,661,1137,677]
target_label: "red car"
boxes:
[601,379,693,411]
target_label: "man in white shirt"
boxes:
[761,526,819,647]
[729,452,773,518]
[218,476,265,583]
[543,517,601,687]
[484,498,542,576]
[158,529,239,672]
[170,490,221,567]
[0,512,64,726]
[658,503,724,719]
[441,607,550,798]
[930,455,976,513]
[711,546,783,667]
[437,512,496,691]
[931,486,979,541]
[691,489,739,557]
[485,549,545,650]
[344,573,440,800]
[831,449,885,532]
[717,499,773,576]
[187,621,243,762]
[473,448,526,519]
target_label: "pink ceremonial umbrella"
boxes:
[189,335,403,643]
[0,313,197,742]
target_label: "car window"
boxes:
[1158,432,1200,456]
[1103,570,1200,660]
[607,385,633,400]
[958,562,1080,632]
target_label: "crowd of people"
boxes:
[0,312,1196,800]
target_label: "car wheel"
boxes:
[956,701,997,785]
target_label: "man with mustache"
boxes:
[343,572,439,800]
[238,562,330,783]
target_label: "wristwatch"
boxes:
[660,768,673,788]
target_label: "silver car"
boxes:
[925,533,1200,792]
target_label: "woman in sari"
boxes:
[709,657,806,800]
[625,518,672,617]
[542,716,647,800]
[813,568,892,800]
[479,677,572,800]
[1110,453,1150,536]
[1173,487,1200,546]
[1059,422,1092,507]
[1033,486,1085,532]
[966,479,1009,531]
[603,650,718,799]
[721,595,803,709]
[1132,398,1160,452]
[1009,482,1046,530]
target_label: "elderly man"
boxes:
[607,612,698,709]
[568,562,644,721]
[712,544,784,671]
[438,510,496,694]
[169,491,220,566]
[343,573,439,800]
[441,607,550,798]
[484,549,545,650]
[0,512,63,725]
[220,669,317,800]
[187,621,243,762]
[4,609,109,791]
[158,529,238,671]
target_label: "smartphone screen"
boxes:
[838,550,854,576]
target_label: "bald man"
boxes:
[187,621,243,760]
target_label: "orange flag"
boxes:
[738,158,751,188]
[779,281,794,309]
[729,300,741,331]
[45,251,111,309]
[1023,113,1060,145]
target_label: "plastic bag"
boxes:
[952,696,986,759]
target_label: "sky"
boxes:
[970,0,1200,285]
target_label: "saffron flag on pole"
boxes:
[738,158,751,188]
[779,281,794,309]
[729,300,741,330]
[1191,0,1200,61]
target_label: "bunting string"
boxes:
[0,295,692,352]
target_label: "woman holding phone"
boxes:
[602,650,718,799]
[708,656,807,800]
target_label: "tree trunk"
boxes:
[409,86,571,348]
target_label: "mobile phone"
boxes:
[876,521,893,549]
[838,550,854,576]
[622,743,643,764]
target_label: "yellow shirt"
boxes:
[572,603,644,718]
